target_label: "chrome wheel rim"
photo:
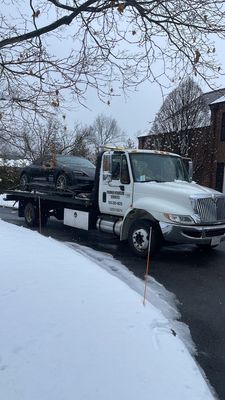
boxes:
[132,228,149,251]
[56,176,66,189]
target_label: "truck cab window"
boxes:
[103,155,111,172]
[121,155,130,184]
[112,155,121,180]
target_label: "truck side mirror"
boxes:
[188,160,193,182]
[103,171,112,182]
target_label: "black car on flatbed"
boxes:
[20,155,95,191]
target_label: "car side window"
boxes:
[42,158,50,167]
[42,156,56,168]
[33,158,42,166]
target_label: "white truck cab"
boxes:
[97,148,225,256]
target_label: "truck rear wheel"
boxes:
[24,202,48,228]
[128,219,159,257]
[24,202,38,227]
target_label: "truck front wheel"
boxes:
[128,219,159,257]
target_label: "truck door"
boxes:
[99,153,133,216]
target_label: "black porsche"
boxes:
[20,155,96,191]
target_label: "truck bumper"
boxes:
[159,222,225,246]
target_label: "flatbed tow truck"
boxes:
[4,148,225,256]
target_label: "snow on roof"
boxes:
[137,132,149,138]
[202,87,225,106]
[0,219,215,400]
[210,95,225,105]
[0,158,29,167]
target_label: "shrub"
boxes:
[0,166,21,192]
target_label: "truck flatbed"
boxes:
[4,189,93,210]
[3,188,98,231]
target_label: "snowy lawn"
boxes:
[0,220,215,400]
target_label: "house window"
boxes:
[221,112,225,141]
[215,163,224,192]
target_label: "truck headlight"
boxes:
[164,213,195,224]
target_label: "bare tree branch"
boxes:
[1,0,225,136]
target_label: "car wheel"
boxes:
[20,173,30,191]
[56,174,68,190]
[128,219,160,257]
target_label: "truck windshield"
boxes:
[129,153,189,183]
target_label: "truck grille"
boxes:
[191,195,225,223]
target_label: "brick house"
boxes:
[138,88,225,193]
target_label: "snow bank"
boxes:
[0,220,215,400]
[67,242,196,354]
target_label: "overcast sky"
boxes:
[66,81,162,142]
[66,73,225,143]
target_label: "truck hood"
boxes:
[133,180,221,215]
[152,180,218,195]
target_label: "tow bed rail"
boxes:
[4,190,93,210]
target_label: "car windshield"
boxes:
[129,153,189,183]
[56,156,95,168]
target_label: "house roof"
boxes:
[201,87,225,106]
[210,94,225,105]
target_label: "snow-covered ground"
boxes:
[0,218,216,400]
[0,194,18,208]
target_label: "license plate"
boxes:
[211,236,221,246]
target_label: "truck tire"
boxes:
[128,219,159,257]
[24,202,38,227]
[24,202,48,228]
